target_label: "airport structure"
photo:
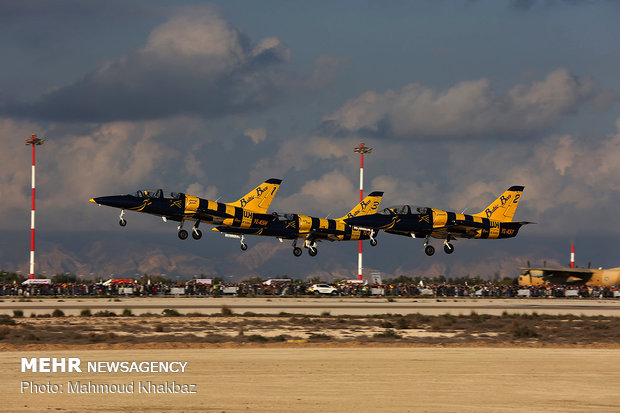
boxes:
[25,134,44,280]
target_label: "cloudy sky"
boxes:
[1,0,619,281]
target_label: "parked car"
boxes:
[308,284,338,296]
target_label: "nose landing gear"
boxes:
[369,231,378,246]
[119,210,127,227]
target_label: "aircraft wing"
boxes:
[385,229,431,238]
[431,221,482,239]
[520,267,596,280]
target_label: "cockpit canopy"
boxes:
[380,205,429,215]
[134,189,183,199]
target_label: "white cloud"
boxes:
[185,183,218,200]
[4,6,290,122]
[325,68,613,139]
[276,170,357,216]
[244,127,267,144]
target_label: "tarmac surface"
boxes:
[3,296,620,316]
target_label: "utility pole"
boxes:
[354,142,372,281]
[25,134,44,279]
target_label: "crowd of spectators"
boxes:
[1,280,619,299]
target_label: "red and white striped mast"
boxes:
[25,134,44,279]
[570,243,575,268]
[354,142,372,281]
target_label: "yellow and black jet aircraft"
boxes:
[344,186,531,256]
[213,191,384,256]
[90,179,282,241]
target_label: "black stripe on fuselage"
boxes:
[446,212,456,224]
[344,224,352,239]
[311,217,320,229]
[464,214,473,222]
[233,206,243,225]
[217,202,227,216]
[328,219,336,232]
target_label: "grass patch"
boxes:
[247,334,269,343]
[512,323,539,339]
[161,308,180,317]
[373,328,402,339]
[51,309,65,317]
[94,310,117,317]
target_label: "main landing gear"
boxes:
[423,236,455,256]
[240,235,248,251]
[177,221,202,241]
[291,240,318,257]
[192,221,202,240]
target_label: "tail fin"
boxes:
[473,186,524,222]
[227,178,282,213]
[338,191,384,220]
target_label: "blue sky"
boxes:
[1,0,619,280]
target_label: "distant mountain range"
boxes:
[2,230,612,282]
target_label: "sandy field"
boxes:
[3,298,620,412]
[4,347,620,413]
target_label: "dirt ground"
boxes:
[3,298,620,412]
[4,347,620,412]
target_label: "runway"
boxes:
[2,297,620,316]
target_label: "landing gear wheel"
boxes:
[424,245,435,256]
[308,247,318,257]
[293,247,303,257]
[241,243,248,251]
[178,229,188,240]
[444,243,454,254]
[192,229,202,240]
[370,238,378,247]
[119,219,127,227]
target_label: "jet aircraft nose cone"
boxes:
[89,198,96,204]
[89,195,141,209]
